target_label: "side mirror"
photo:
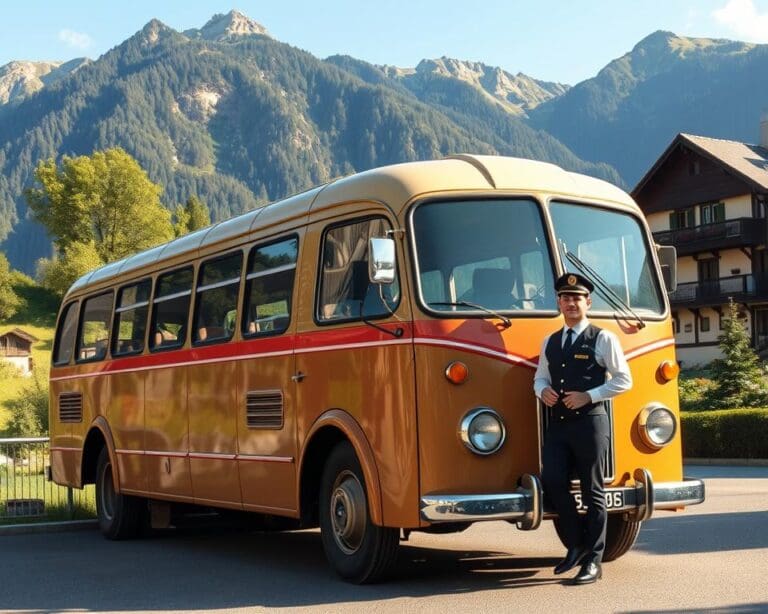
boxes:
[656,244,677,293]
[368,237,396,285]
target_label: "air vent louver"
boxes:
[246,390,283,429]
[59,392,83,423]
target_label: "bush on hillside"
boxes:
[3,370,49,437]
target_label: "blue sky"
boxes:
[3,0,768,84]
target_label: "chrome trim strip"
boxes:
[246,263,296,280]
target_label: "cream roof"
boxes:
[66,155,635,297]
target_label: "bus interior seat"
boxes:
[472,268,515,309]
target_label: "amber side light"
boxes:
[658,360,680,382]
[445,361,468,384]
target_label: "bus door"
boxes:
[187,252,243,506]
[236,234,302,514]
[295,214,419,527]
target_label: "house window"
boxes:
[700,202,725,225]
[669,208,695,230]
[700,316,710,332]
[672,312,680,334]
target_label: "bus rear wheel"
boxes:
[319,441,399,583]
[96,448,146,540]
[552,514,642,562]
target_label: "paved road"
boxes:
[3,465,768,613]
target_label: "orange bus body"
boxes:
[49,155,703,582]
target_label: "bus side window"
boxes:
[53,301,79,366]
[194,252,242,345]
[243,237,298,337]
[150,267,193,351]
[112,279,151,356]
[318,217,399,322]
[76,291,114,363]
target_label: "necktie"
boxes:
[563,328,574,354]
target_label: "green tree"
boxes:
[710,298,768,408]
[35,241,103,298]
[25,148,174,263]
[173,195,211,237]
[0,252,24,320]
[4,370,49,437]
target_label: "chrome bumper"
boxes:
[419,470,705,528]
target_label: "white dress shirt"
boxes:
[533,318,632,403]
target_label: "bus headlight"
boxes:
[638,403,677,449]
[459,408,506,455]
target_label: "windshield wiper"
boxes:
[428,301,511,328]
[564,251,646,329]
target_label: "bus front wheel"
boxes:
[552,514,642,562]
[319,441,399,583]
[96,448,146,540]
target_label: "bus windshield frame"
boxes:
[409,196,666,320]
[409,197,559,318]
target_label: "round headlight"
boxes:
[459,408,506,455]
[638,404,677,449]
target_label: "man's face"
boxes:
[557,292,591,323]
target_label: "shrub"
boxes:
[678,376,718,411]
[682,408,768,458]
[4,370,49,437]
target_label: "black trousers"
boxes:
[542,413,610,564]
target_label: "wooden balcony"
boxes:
[669,273,768,307]
[652,217,766,256]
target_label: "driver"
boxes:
[533,272,632,585]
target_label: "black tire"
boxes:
[552,514,642,562]
[603,515,642,561]
[95,448,146,540]
[319,441,399,583]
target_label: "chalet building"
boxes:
[0,328,38,376]
[633,127,768,366]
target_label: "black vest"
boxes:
[545,323,607,420]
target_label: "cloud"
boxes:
[713,0,768,42]
[58,29,93,50]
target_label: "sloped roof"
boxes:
[0,327,39,343]
[633,133,768,197]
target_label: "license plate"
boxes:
[572,489,625,511]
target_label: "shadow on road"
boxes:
[4,527,571,612]
[635,510,768,555]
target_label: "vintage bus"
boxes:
[49,155,704,583]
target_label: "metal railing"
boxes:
[652,217,766,256]
[669,273,768,306]
[0,437,95,523]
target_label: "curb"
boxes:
[0,519,97,536]
[684,458,768,467]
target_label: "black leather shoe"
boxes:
[572,561,602,585]
[553,546,587,575]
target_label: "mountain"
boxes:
[529,30,768,186]
[0,58,89,106]
[0,10,619,274]
[382,57,569,116]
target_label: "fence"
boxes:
[0,437,95,523]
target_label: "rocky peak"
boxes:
[185,10,270,41]
[413,57,569,115]
[0,58,89,106]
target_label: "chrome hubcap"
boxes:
[329,470,366,554]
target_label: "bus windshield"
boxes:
[411,199,557,313]
[549,201,664,315]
